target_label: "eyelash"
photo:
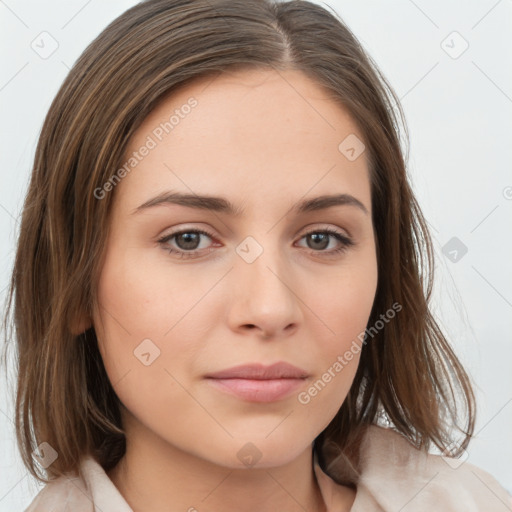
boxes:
[157,227,354,260]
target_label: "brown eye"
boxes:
[297,229,354,256]
[157,229,216,259]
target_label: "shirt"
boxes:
[25,425,512,511]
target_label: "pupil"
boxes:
[178,233,200,250]
[309,233,328,250]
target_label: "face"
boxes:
[91,68,378,469]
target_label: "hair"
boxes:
[1,0,475,485]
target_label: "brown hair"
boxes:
[1,0,475,484]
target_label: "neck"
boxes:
[108,421,328,512]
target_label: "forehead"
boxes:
[113,68,371,217]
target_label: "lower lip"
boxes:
[206,377,305,402]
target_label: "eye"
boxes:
[157,228,218,259]
[157,227,354,260]
[296,228,354,257]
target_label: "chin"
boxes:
[197,434,313,470]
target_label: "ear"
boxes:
[70,312,92,336]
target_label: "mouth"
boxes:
[204,362,309,403]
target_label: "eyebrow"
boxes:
[131,191,369,216]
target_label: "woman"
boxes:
[2,0,510,510]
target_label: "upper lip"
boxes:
[205,362,309,380]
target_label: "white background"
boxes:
[1,0,511,509]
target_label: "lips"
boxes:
[205,362,309,380]
[205,362,309,402]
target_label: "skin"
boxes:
[79,67,378,512]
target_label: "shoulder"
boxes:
[323,425,512,511]
[24,472,92,512]
[360,425,511,510]
[24,455,131,512]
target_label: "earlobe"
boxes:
[70,314,92,336]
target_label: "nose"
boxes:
[227,243,302,340]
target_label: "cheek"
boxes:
[297,352,361,432]
[93,243,217,352]
[298,257,377,414]
[296,291,369,424]
[94,248,182,335]
[91,245,216,424]
[315,256,377,353]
